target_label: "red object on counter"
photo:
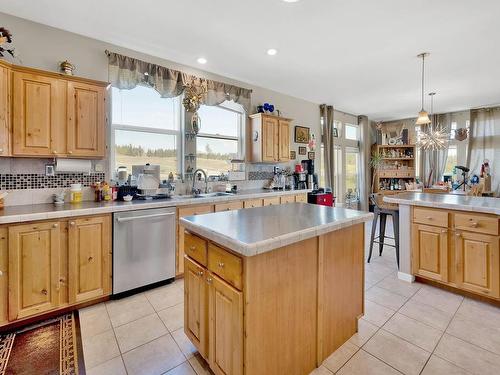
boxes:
[307,191,334,207]
[295,164,304,173]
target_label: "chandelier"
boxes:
[417,92,449,150]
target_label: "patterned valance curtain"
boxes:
[105,51,252,112]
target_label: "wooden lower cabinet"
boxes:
[215,201,243,212]
[2,214,112,326]
[8,221,61,320]
[208,274,243,375]
[412,224,448,283]
[411,207,500,301]
[68,216,111,303]
[455,231,499,298]
[184,257,209,358]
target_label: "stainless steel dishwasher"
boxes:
[113,207,176,295]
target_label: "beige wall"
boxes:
[0,12,321,177]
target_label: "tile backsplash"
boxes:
[0,173,106,190]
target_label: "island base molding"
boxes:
[183,223,365,375]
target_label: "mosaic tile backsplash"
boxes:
[0,173,106,190]
[248,171,274,180]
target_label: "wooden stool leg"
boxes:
[393,211,400,268]
[379,213,387,256]
[367,211,379,263]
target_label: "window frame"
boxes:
[109,87,183,178]
[195,101,246,168]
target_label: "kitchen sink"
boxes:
[191,192,235,198]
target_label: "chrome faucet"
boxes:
[192,169,208,196]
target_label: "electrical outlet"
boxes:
[45,164,55,176]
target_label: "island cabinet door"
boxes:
[68,216,112,304]
[412,224,449,283]
[454,231,500,299]
[184,257,209,359]
[8,221,61,320]
[208,273,243,375]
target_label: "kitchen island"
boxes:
[180,203,372,375]
[384,192,500,301]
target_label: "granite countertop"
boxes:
[0,188,311,224]
[180,203,373,256]
[384,192,500,215]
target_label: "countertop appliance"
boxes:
[113,207,176,295]
[308,190,334,207]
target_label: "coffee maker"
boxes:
[301,159,318,189]
[293,164,308,190]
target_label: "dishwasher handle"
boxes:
[116,212,175,223]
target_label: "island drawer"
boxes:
[208,243,242,290]
[413,207,448,227]
[295,194,308,203]
[454,213,499,235]
[185,232,208,266]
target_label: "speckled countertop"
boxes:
[0,189,311,224]
[384,192,500,215]
[180,204,373,256]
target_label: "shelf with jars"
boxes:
[372,144,417,194]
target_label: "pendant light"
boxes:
[418,92,449,150]
[415,53,431,125]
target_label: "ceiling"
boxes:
[1,0,499,120]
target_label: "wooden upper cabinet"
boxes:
[455,231,499,298]
[412,224,448,283]
[0,63,10,156]
[184,257,209,359]
[67,81,106,157]
[208,273,243,375]
[12,71,66,156]
[278,119,290,161]
[262,116,278,162]
[8,221,61,320]
[249,113,292,163]
[68,215,111,304]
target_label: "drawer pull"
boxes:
[470,222,478,228]
[69,221,75,226]
[455,232,461,237]
[441,229,447,233]
[218,262,225,268]
[41,289,48,295]
[426,216,432,220]
[52,223,58,228]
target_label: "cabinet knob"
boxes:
[0,271,3,276]
[68,150,73,154]
[218,262,225,268]
[0,148,3,153]
[441,229,447,233]
[41,289,48,295]
[470,222,478,228]
[52,150,58,154]
[52,223,58,228]
[88,256,93,262]
[426,216,432,220]
[69,221,75,226]
[207,277,213,284]
[189,246,196,251]
[455,232,461,237]
[198,271,204,276]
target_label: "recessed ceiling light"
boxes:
[197,57,207,64]
[267,49,278,56]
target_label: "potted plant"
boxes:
[369,151,384,193]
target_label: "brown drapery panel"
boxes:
[320,104,335,189]
[105,50,252,112]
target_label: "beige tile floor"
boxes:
[80,219,500,374]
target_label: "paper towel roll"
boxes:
[55,159,92,173]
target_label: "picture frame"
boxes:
[294,126,310,144]
[290,150,296,160]
[298,146,307,155]
[333,128,339,138]
[308,151,315,160]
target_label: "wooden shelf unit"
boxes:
[372,144,417,194]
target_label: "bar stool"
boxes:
[367,193,400,268]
